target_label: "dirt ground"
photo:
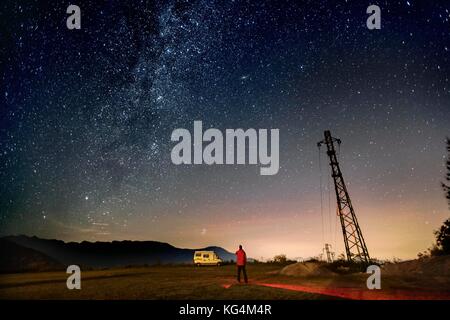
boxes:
[0,261,449,300]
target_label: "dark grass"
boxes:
[0,264,328,299]
[1,263,448,299]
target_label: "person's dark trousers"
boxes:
[237,265,248,283]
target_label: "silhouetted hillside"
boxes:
[0,239,64,273]
[2,235,235,269]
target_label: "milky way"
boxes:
[1,0,449,259]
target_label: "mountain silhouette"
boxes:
[1,235,235,271]
[0,238,64,272]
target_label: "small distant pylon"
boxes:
[323,243,334,263]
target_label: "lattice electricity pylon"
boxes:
[317,130,370,264]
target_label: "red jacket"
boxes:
[236,249,247,266]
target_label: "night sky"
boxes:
[1,0,449,260]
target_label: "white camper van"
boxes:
[193,251,223,266]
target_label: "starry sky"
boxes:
[1,0,449,260]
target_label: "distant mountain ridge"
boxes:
[0,238,64,273]
[1,235,236,271]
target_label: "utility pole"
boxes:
[318,130,370,264]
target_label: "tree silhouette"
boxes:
[273,254,287,263]
[442,137,450,208]
[434,219,450,255]
[432,138,450,256]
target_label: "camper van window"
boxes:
[203,254,209,258]
[195,253,201,257]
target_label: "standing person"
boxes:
[235,245,248,283]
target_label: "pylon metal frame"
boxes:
[318,130,370,264]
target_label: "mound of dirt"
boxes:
[279,261,336,277]
[382,255,450,277]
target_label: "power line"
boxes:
[318,146,325,246]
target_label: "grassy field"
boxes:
[1,264,449,300]
[0,264,329,299]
